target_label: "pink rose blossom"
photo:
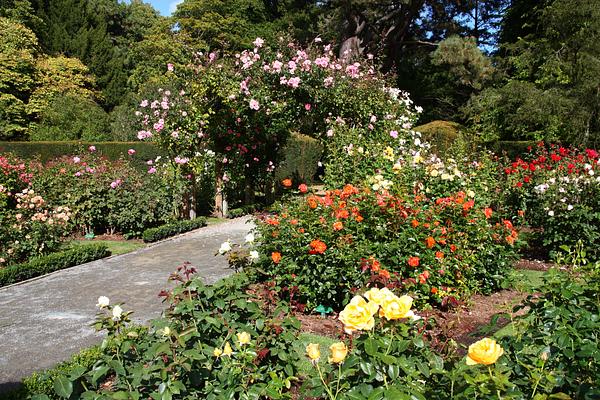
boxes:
[390,130,399,138]
[167,63,174,71]
[148,167,157,174]
[128,149,136,155]
[88,146,96,152]
[287,77,300,88]
[73,157,81,163]
[249,99,260,110]
[253,37,264,48]
[305,103,311,111]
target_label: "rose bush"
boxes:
[250,184,519,310]
[498,143,600,260]
[30,152,179,237]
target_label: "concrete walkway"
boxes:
[0,217,254,390]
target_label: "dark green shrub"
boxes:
[29,95,111,142]
[275,133,323,184]
[499,269,600,398]
[0,244,110,287]
[142,217,207,243]
[484,140,538,159]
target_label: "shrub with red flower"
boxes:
[499,142,600,259]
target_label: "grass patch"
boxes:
[508,269,547,292]
[68,240,145,256]
[295,332,337,374]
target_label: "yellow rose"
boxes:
[338,295,378,334]
[213,347,223,357]
[223,342,233,357]
[328,342,348,364]
[379,294,414,320]
[306,343,320,361]
[429,169,439,177]
[466,338,504,365]
[237,331,251,346]
[363,287,394,308]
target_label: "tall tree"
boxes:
[465,0,600,145]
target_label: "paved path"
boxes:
[0,217,254,390]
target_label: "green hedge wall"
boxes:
[0,141,162,167]
[1,135,323,179]
[0,244,110,287]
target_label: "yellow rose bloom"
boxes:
[338,295,379,334]
[306,343,320,361]
[213,347,223,357]
[466,338,504,365]
[237,331,251,346]
[429,169,439,177]
[379,294,414,320]
[413,155,424,164]
[328,342,348,364]
[223,342,233,357]
[363,287,385,307]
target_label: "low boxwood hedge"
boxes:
[142,217,207,243]
[0,244,110,288]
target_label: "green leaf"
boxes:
[364,338,379,356]
[31,395,51,400]
[53,376,73,399]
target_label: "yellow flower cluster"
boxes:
[306,342,348,364]
[213,331,251,358]
[338,288,415,334]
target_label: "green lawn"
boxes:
[507,268,547,292]
[68,240,146,256]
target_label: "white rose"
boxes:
[96,296,110,308]
[548,210,555,216]
[112,305,123,321]
[219,241,232,254]
[567,204,574,210]
[244,233,255,244]
[249,250,259,261]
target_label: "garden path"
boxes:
[0,216,254,391]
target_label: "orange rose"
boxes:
[333,221,343,231]
[425,236,436,249]
[407,256,420,267]
[411,219,419,228]
[483,208,493,219]
[298,183,308,193]
[309,240,327,254]
[307,196,318,209]
[435,251,445,259]
[282,178,292,188]
[271,252,282,263]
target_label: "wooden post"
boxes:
[213,160,224,217]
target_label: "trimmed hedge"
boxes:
[0,141,162,169]
[142,217,207,243]
[0,244,110,288]
[227,204,258,219]
[414,120,463,154]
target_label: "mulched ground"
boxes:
[292,258,550,352]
